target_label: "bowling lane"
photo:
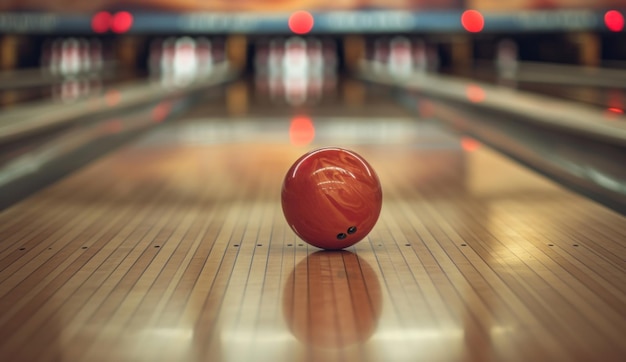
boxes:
[508,83,625,111]
[1,35,225,112]
[0,71,143,111]
[0,37,119,98]
[0,79,624,362]
[451,68,626,112]
[365,35,625,112]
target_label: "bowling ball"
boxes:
[281,147,382,250]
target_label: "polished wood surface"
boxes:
[0,110,625,361]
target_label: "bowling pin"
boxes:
[172,36,198,85]
[268,38,284,76]
[285,37,312,104]
[307,37,323,76]
[79,38,91,73]
[388,36,413,76]
[373,38,388,72]
[49,38,62,75]
[322,39,337,75]
[283,36,309,77]
[160,37,176,85]
[60,38,81,75]
[413,38,427,73]
[496,38,519,81]
[196,37,213,76]
[89,39,103,72]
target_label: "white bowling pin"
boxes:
[388,36,413,76]
[283,36,308,77]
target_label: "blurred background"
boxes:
[1,2,625,84]
[1,0,625,102]
[0,0,625,206]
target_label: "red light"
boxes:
[605,10,624,32]
[461,10,484,33]
[289,11,314,35]
[152,101,172,123]
[461,136,480,152]
[91,11,111,34]
[466,84,486,103]
[289,116,315,146]
[111,11,133,34]
[105,89,121,107]
[605,107,624,119]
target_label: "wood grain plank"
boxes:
[0,116,624,362]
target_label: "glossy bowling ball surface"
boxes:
[281,147,383,250]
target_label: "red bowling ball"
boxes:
[281,147,383,250]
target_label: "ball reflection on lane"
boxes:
[283,251,382,349]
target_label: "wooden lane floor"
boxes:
[0,113,624,362]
